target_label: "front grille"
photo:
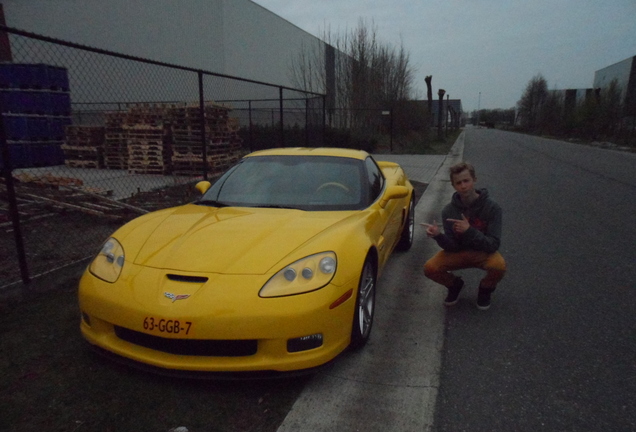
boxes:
[114,326,257,357]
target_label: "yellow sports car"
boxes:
[79,147,414,376]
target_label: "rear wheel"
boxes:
[350,257,376,349]
[396,195,414,251]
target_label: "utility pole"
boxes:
[437,89,446,140]
[476,92,481,126]
[446,94,449,136]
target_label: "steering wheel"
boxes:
[316,182,351,194]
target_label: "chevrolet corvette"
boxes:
[79,147,414,376]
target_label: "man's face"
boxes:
[451,169,476,198]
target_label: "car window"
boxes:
[364,156,385,202]
[202,155,367,211]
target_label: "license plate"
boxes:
[143,317,192,335]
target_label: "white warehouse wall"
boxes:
[594,56,633,101]
[2,0,324,91]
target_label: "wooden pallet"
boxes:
[128,167,166,175]
[65,160,101,169]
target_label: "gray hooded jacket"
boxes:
[433,188,502,254]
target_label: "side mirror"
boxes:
[379,185,409,208]
[195,181,211,195]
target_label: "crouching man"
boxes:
[421,162,506,310]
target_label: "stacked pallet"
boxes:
[66,102,241,175]
[103,104,173,171]
[126,103,172,127]
[125,104,172,174]
[103,111,128,170]
[126,124,169,174]
[62,126,104,168]
[169,103,243,176]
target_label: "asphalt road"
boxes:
[433,128,636,431]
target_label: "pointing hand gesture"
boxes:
[420,220,440,237]
[447,214,470,234]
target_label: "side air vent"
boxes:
[166,274,209,283]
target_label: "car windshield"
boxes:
[200,155,367,211]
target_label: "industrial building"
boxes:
[2,0,326,92]
[594,55,636,117]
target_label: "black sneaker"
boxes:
[444,278,464,306]
[477,287,493,310]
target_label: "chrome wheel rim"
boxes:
[407,199,414,242]
[357,262,375,338]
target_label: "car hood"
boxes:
[128,204,355,275]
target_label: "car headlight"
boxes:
[259,252,337,297]
[89,238,125,283]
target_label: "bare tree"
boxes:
[289,39,326,95]
[289,19,416,133]
[539,89,565,135]
[517,74,548,131]
[598,79,623,137]
[425,75,433,125]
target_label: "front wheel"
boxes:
[350,257,376,349]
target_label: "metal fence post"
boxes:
[390,109,394,153]
[279,87,284,147]
[248,100,253,152]
[0,110,30,285]
[198,71,208,180]
[305,98,309,146]
[323,95,326,146]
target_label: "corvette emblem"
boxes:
[164,292,191,302]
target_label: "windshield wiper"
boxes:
[256,204,304,210]
[196,199,230,208]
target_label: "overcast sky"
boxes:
[252,0,636,111]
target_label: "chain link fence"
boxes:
[0,26,325,289]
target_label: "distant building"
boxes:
[2,0,326,92]
[550,88,595,119]
[594,55,636,117]
[430,99,463,127]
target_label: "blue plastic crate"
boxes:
[29,117,51,140]
[46,66,69,91]
[0,63,51,89]
[31,142,64,166]
[3,115,29,140]
[33,92,53,115]
[0,90,32,113]
[0,142,33,169]
[0,64,30,88]
[3,115,61,141]
[48,117,72,140]
[29,64,49,89]
[0,90,52,115]
[0,64,18,88]
[49,92,71,116]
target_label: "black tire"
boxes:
[350,257,376,349]
[396,195,414,251]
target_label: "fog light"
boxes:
[287,333,323,353]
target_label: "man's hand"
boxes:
[447,214,470,234]
[420,220,440,238]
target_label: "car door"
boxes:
[364,157,401,267]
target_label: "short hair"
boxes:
[449,162,476,182]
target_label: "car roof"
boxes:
[245,147,370,160]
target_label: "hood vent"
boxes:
[166,274,209,283]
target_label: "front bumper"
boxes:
[79,267,357,373]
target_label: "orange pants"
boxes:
[423,250,506,289]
